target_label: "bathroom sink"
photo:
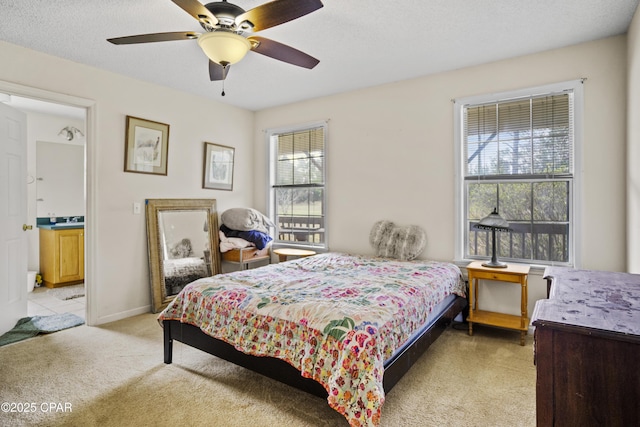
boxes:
[52,222,84,228]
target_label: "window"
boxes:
[267,122,327,249]
[455,81,582,266]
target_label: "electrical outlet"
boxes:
[133,202,141,215]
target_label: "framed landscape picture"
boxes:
[124,116,169,175]
[203,142,234,191]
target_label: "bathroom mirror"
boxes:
[146,199,221,313]
[36,141,85,218]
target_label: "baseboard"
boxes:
[91,305,151,326]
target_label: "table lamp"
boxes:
[475,208,510,268]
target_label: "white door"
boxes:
[0,102,28,335]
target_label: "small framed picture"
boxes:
[203,142,235,191]
[124,116,169,175]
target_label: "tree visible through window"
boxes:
[457,82,581,265]
[268,123,326,248]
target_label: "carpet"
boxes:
[46,284,85,300]
[0,314,537,426]
[0,313,84,347]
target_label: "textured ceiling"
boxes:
[1,0,638,112]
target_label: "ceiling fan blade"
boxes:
[172,0,219,26]
[249,36,319,69]
[209,61,230,81]
[236,0,323,32]
[107,31,199,45]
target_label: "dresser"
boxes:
[532,267,640,427]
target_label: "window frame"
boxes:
[266,120,328,250]
[454,80,583,267]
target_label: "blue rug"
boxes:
[0,313,84,347]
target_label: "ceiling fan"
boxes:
[107,0,323,86]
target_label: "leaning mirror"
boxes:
[146,199,221,313]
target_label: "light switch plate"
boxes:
[133,202,141,215]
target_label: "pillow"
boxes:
[221,208,275,234]
[369,220,427,261]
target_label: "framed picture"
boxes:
[124,116,169,175]
[203,142,235,191]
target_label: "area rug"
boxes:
[46,284,85,300]
[0,313,84,347]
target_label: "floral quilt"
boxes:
[158,252,465,426]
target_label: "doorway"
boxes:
[0,82,95,325]
[10,96,86,319]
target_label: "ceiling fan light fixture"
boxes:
[197,31,251,66]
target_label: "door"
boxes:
[58,229,84,283]
[0,102,28,335]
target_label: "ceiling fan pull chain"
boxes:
[221,78,226,96]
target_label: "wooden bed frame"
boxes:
[163,295,466,397]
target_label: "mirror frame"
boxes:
[146,198,221,313]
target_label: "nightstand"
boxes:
[221,247,270,270]
[466,261,530,345]
[273,248,316,262]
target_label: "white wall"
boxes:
[0,40,255,325]
[628,9,640,274]
[254,35,629,317]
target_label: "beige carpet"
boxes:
[0,313,536,427]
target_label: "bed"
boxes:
[159,252,466,426]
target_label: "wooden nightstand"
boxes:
[466,261,530,345]
[273,248,316,262]
[221,247,270,270]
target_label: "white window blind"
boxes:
[464,94,573,179]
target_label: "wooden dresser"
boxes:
[532,267,640,427]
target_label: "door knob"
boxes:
[23,224,33,231]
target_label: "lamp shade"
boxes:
[475,208,510,231]
[197,32,251,66]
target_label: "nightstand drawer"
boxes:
[470,270,522,283]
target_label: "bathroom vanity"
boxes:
[38,220,84,288]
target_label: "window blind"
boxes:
[464,93,573,180]
[275,127,325,186]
